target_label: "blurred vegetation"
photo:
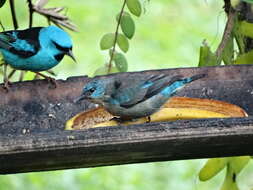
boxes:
[0,0,252,190]
[0,0,226,78]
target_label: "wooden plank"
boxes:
[1,117,253,174]
[0,65,253,174]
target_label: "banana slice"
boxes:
[65,97,248,130]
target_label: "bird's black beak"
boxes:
[74,94,87,103]
[66,50,76,62]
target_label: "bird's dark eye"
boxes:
[53,41,70,52]
[89,88,95,93]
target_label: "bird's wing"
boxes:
[144,74,183,99]
[0,32,16,50]
[111,74,183,108]
[0,27,42,58]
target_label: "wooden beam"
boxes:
[0,65,253,174]
[1,117,253,174]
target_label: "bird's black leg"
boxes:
[8,69,16,79]
[34,72,57,88]
[146,116,151,123]
[110,117,123,124]
[110,117,139,124]
[3,63,11,91]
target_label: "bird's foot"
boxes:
[110,117,124,124]
[2,79,12,92]
[146,116,151,123]
[46,77,57,88]
[35,72,57,88]
[110,117,138,124]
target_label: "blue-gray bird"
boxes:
[75,73,206,120]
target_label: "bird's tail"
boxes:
[184,73,206,83]
[161,73,206,97]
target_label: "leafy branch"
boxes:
[107,0,127,73]
[215,8,236,59]
[95,0,142,76]
[198,0,253,67]
[199,1,253,190]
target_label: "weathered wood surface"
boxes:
[0,65,253,174]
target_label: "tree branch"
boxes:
[215,7,236,59]
[107,0,127,73]
[27,0,34,28]
[9,0,18,29]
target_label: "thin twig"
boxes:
[27,0,34,28]
[215,8,236,59]
[0,21,5,31]
[9,0,18,29]
[8,69,16,79]
[107,0,127,73]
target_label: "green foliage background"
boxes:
[0,0,252,189]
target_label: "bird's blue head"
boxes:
[40,26,76,62]
[75,79,107,104]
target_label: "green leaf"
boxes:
[93,66,108,76]
[0,0,6,8]
[199,158,228,181]
[116,11,131,22]
[93,65,119,76]
[229,156,251,174]
[109,49,117,58]
[113,53,128,72]
[220,165,239,190]
[231,0,240,8]
[241,0,253,4]
[108,66,119,74]
[222,35,234,65]
[126,0,142,17]
[100,33,115,50]
[121,13,135,39]
[240,21,253,39]
[235,49,253,64]
[198,41,221,67]
[233,18,245,54]
[117,34,129,52]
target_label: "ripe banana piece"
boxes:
[66,96,251,190]
[66,97,247,130]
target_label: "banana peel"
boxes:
[66,96,251,190]
[65,107,113,130]
[65,97,248,130]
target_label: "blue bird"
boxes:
[75,73,206,120]
[0,25,75,89]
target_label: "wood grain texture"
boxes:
[0,65,253,174]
